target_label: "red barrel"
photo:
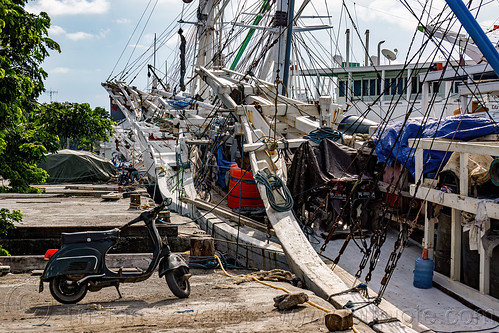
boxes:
[227,164,264,208]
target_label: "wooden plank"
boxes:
[409,139,499,156]
[181,197,274,236]
[243,138,308,152]
[459,153,469,196]
[414,149,423,183]
[433,271,499,313]
[479,219,491,295]
[423,201,435,259]
[450,208,462,281]
[410,185,499,219]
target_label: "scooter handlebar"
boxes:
[121,199,171,229]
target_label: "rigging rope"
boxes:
[254,172,294,212]
[303,127,345,144]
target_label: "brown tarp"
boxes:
[287,139,375,230]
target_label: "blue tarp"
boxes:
[167,100,192,109]
[216,147,233,188]
[373,114,499,178]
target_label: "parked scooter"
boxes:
[39,199,191,304]
[117,168,130,186]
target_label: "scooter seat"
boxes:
[61,229,120,244]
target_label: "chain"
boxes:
[377,203,424,299]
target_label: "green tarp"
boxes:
[37,150,115,183]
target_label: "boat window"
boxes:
[432,82,440,94]
[377,79,381,96]
[370,79,376,95]
[391,79,397,95]
[354,80,362,96]
[411,77,418,94]
[362,80,369,96]
[384,79,391,95]
[397,78,404,95]
[338,81,345,97]
[453,81,460,93]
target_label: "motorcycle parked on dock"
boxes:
[39,198,191,304]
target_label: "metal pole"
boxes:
[445,0,499,76]
[282,0,295,95]
[377,40,385,66]
[345,29,350,67]
[365,29,370,66]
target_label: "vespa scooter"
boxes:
[39,199,191,304]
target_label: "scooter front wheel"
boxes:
[165,268,190,298]
[49,275,88,304]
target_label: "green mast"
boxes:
[230,0,270,70]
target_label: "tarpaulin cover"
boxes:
[373,114,499,178]
[216,147,233,188]
[167,100,191,109]
[287,139,374,210]
[37,150,115,183]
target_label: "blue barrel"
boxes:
[413,257,434,289]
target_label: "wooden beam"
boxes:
[181,197,275,236]
[423,202,435,259]
[410,185,499,219]
[450,208,462,281]
[409,139,499,156]
[459,153,469,196]
[479,219,491,295]
[243,138,308,152]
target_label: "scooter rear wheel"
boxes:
[165,267,190,298]
[49,275,88,304]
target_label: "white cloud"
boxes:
[26,0,110,16]
[49,25,66,36]
[97,29,110,39]
[52,67,71,74]
[49,26,109,41]
[66,31,94,41]
[114,18,131,25]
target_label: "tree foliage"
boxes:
[37,102,115,151]
[0,0,61,192]
[0,208,22,256]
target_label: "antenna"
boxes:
[47,90,58,103]
[381,49,397,64]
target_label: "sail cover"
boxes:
[37,150,116,183]
[373,114,499,178]
[288,139,374,211]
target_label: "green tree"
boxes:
[37,102,115,151]
[0,0,61,192]
[0,208,22,256]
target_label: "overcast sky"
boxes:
[27,0,498,110]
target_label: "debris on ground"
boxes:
[325,309,354,331]
[234,269,295,284]
[273,292,309,310]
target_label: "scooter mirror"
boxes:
[163,198,172,206]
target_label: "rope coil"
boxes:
[254,172,294,212]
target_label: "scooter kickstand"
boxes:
[114,283,122,299]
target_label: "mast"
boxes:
[445,0,499,76]
[152,33,158,90]
[190,0,216,98]
[272,0,289,83]
[281,0,295,95]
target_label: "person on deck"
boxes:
[127,165,140,184]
